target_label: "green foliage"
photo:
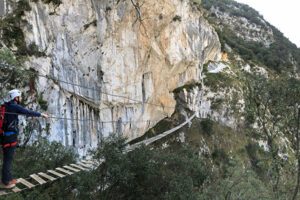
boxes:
[202,0,300,73]
[12,138,77,177]
[202,61,211,73]
[210,98,224,110]
[0,1,46,57]
[0,138,78,200]
[172,15,182,22]
[19,42,46,57]
[192,0,201,5]
[200,118,214,135]
[43,0,62,5]
[0,48,19,67]
[0,0,30,49]
[81,135,207,200]
[243,74,300,198]
[37,92,48,110]
[83,20,97,30]
[245,143,270,178]
[200,159,273,199]
[31,0,62,6]
[128,117,173,144]
[204,72,233,92]
[211,148,229,166]
[172,82,202,94]
[0,48,35,100]
[202,0,265,26]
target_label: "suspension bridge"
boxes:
[0,112,196,196]
[0,64,199,196]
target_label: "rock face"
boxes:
[0,0,4,16]
[3,0,221,155]
[208,6,274,47]
[0,0,11,16]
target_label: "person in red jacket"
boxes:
[0,89,48,189]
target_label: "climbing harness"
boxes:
[3,141,18,148]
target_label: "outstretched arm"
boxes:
[14,104,47,118]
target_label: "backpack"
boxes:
[0,104,7,144]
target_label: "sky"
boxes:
[235,0,300,48]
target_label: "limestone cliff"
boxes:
[0,0,221,155]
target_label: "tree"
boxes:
[78,135,208,200]
[200,159,272,200]
[278,78,300,200]
[243,75,287,198]
[244,75,300,199]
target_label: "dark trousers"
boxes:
[2,146,16,185]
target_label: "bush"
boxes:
[204,72,233,92]
[84,135,208,200]
[200,118,214,135]
[173,82,202,94]
[172,15,182,22]
[211,98,224,110]
[41,0,62,6]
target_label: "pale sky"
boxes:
[235,0,300,48]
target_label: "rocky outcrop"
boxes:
[207,5,274,47]
[2,0,221,155]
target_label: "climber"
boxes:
[0,89,48,189]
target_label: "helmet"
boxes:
[8,89,22,100]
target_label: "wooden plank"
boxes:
[47,170,65,178]
[63,165,80,172]
[56,167,73,175]
[0,190,8,195]
[77,162,92,168]
[70,164,87,170]
[18,178,35,188]
[82,160,95,165]
[38,172,56,181]
[30,174,47,185]
[12,186,22,193]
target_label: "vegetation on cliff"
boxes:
[202,0,300,73]
[1,0,300,199]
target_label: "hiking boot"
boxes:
[9,179,17,184]
[0,182,15,189]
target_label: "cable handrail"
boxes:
[1,111,160,124]
[0,64,175,109]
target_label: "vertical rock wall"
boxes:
[4,0,221,155]
[0,0,5,16]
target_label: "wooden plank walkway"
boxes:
[0,160,96,196]
[38,172,56,181]
[18,178,35,188]
[30,174,47,185]
[125,113,196,152]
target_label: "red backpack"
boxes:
[0,104,6,135]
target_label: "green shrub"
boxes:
[204,73,233,92]
[211,98,224,110]
[200,118,214,135]
[87,135,207,199]
[41,0,62,6]
[172,15,182,22]
[37,92,48,110]
[173,82,202,94]
[211,148,229,166]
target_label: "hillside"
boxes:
[1,0,300,199]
